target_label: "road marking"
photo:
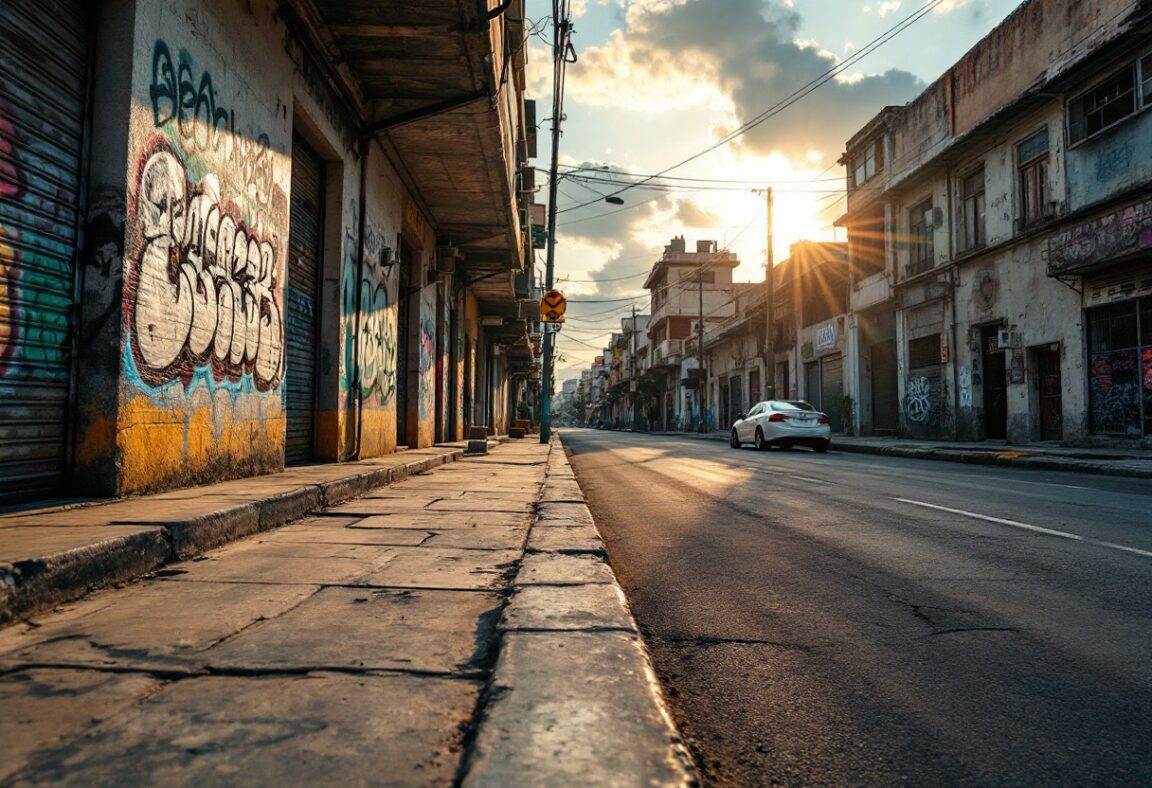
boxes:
[894,498,1152,559]
[789,475,826,484]
[1011,480,1091,490]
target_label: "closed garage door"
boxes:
[820,355,844,431]
[285,134,324,464]
[0,0,89,504]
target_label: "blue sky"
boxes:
[526,0,1023,379]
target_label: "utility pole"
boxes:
[697,267,705,432]
[539,14,573,444]
[763,187,775,401]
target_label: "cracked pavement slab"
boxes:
[6,673,480,787]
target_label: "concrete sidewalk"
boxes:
[0,439,695,786]
[650,429,1152,479]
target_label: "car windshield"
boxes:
[773,401,816,411]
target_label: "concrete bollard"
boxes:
[468,426,489,441]
[466,439,489,455]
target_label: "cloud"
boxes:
[565,0,923,158]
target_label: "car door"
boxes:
[740,403,763,441]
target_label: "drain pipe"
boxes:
[351,136,370,460]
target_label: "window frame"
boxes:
[1017,127,1050,227]
[850,137,885,190]
[959,165,986,252]
[907,198,934,276]
[1067,52,1152,146]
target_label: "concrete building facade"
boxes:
[0,0,538,505]
[840,0,1152,446]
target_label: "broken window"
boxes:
[1017,128,1050,228]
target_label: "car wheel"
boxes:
[754,428,768,451]
[730,429,741,448]
[814,440,829,454]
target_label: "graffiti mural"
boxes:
[127,142,283,391]
[418,290,437,421]
[342,222,396,402]
[1088,351,1141,436]
[0,91,74,383]
[149,40,273,208]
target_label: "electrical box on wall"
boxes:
[996,328,1012,349]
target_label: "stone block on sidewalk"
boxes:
[526,525,603,554]
[469,426,490,440]
[466,439,489,454]
[6,673,479,786]
[516,552,615,586]
[500,583,635,632]
[462,631,694,787]
[205,587,503,673]
[534,501,594,526]
[0,669,163,784]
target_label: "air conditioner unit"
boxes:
[924,207,944,229]
[996,328,1012,349]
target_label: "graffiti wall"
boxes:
[114,23,291,494]
[337,196,400,457]
[417,285,438,447]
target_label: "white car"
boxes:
[730,400,831,452]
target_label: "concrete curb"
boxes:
[831,442,1152,479]
[0,450,462,626]
[461,438,697,787]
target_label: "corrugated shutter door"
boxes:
[285,134,323,464]
[820,355,844,431]
[0,0,89,504]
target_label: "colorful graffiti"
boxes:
[342,223,396,402]
[149,40,274,208]
[418,292,437,421]
[127,142,284,391]
[0,92,74,383]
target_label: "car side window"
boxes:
[748,404,762,418]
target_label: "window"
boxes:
[1068,53,1152,144]
[908,334,940,369]
[694,271,715,285]
[960,166,986,251]
[851,138,885,189]
[1086,297,1152,437]
[908,199,933,276]
[1017,128,1050,226]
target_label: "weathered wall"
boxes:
[114,0,292,494]
[954,241,1086,442]
[344,150,404,459]
[1066,108,1152,211]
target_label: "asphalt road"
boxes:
[561,429,1152,787]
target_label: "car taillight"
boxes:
[818,416,830,424]
[768,413,786,422]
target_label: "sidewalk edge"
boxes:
[460,436,698,787]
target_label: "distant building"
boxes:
[644,237,740,431]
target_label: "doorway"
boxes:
[981,326,1007,440]
[1036,345,1063,441]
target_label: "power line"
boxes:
[556,0,945,215]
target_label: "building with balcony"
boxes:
[838,0,1152,445]
[644,236,740,430]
